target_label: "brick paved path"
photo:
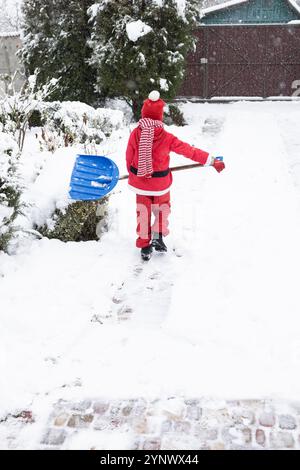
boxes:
[2,397,300,449]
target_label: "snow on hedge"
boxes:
[38,101,125,152]
[89,0,191,21]
[40,101,124,134]
[0,132,22,250]
[126,20,152,42]
[87,1,111,20]
[17,101,125,232]
[152,0,188,18]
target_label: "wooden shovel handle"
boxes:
[119,163,204,181]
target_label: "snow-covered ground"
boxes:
[1,101,300,448]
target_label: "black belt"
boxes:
[130,166,170,178]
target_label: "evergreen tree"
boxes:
[21,0,96,104]
[0,134,23,253]
[89,0,200,118]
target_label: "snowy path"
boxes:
[165,105,300,398]
[108,255,177,327]
[1,102,300,448]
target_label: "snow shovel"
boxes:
[69,154,120,201]
[69,154,223,201]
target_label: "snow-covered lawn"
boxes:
[1,101,300,445]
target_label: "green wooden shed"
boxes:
[180,0,300,98]
[201,0,300,25]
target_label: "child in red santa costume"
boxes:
[126,91,225,261]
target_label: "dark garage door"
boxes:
[180,25,300,98]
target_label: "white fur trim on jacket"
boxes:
[128,184,170,196]
[204,155,214,166]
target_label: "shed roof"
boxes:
[202,0,300,16]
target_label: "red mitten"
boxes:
[212,159,225,173]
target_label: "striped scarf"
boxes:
[137,118,164,177]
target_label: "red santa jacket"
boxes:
[126,127,210,195]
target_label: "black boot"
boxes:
[152,233,167,252]
[141,245,153,261]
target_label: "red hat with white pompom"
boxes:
[141,90,165,121]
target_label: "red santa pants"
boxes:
[136,192,171,248]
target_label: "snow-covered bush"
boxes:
[38,101,124,152]
[0,133,23,252]
[0,72,58,151]
[164,104,186,126]
[23,101,124,243]
[37,199,109,243]
[89,0,200,119]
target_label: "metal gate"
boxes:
[180,25,300,98]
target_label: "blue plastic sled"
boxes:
[69,155,120,201]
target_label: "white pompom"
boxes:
[148,90,160,101]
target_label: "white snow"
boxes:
[0,132,18,155]
[62,428,134,450]
[172,0,187,19]
[87,3,102,21]
[137,52,146,67]
[165,102,300,400]
[1,101,300,446]
[0,205,13,227]
[18,146,76,230]
[126,20,152,43]
[160,78,169,92]
[90,181,107,188]
[0,31,20,37]
[289,0,300,14]
[202,0,248,16]
[210,96,264,101]
[0,0,21,30]
[152,0,187,19]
